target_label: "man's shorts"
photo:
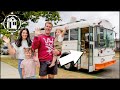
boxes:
[39,60,58,76]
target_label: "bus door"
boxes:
[80,27,89,70]
[76,27,81,70]
[88,26,94,72]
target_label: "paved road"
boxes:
[1,62,20,79]
[1,55,10,57]
[77,58,120,79]
[93,59,119,79]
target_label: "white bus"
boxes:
[42,19,116,72]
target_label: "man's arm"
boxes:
[32,36,41,51]
[32,28,41,51]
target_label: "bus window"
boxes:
[50,32,55,37]
[95,26,115,48]
[64,29,69,41]
[106,30,115,48]
[95,26,106,48]
[70,28,78,40]
[89,27,93,41]
[94,27,98,48]
[95,26,101,48]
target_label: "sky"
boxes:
[26,11,119,39]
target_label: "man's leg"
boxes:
[40,75,47,79]
[48,61,58,79]
[48,74,54,79]
[39,61,48,79]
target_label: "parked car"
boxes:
[1,46,9,55]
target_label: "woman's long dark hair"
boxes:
[15,28,32,47]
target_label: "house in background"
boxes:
[7,17,17,29]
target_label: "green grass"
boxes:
[0,57,40,78]
[1,57,18,68]
[1,56,97,79]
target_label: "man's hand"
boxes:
[34,27,41,36]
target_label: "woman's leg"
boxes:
[18,59,23,78]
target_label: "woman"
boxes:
[3,28,32,78]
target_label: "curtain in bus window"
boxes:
[70,28,78,40]
[64,29,69,41]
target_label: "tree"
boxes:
[0,11,61,26]
[0,11,61,45]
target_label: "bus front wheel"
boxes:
[63,61,75,71]
[59,52,75,71]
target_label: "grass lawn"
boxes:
[0,56,40,78]
[1,56,97,79]
[1,52,119,79]
[0,57,18,68]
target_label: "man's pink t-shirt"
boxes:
[32,34,54,61]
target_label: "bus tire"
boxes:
[59,52,75,70]
[63,61,75,71]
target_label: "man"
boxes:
[32,21,60,79]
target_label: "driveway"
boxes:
[77,58,119,79]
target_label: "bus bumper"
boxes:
[95,60,116,70]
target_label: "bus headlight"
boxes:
[101,58,105,63]
[112,56,116,60]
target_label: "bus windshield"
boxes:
[95,26,115,48]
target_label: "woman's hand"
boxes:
[2,36,10,44]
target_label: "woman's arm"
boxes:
[3,36,16,55]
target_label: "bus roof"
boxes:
[52,19,113,31]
